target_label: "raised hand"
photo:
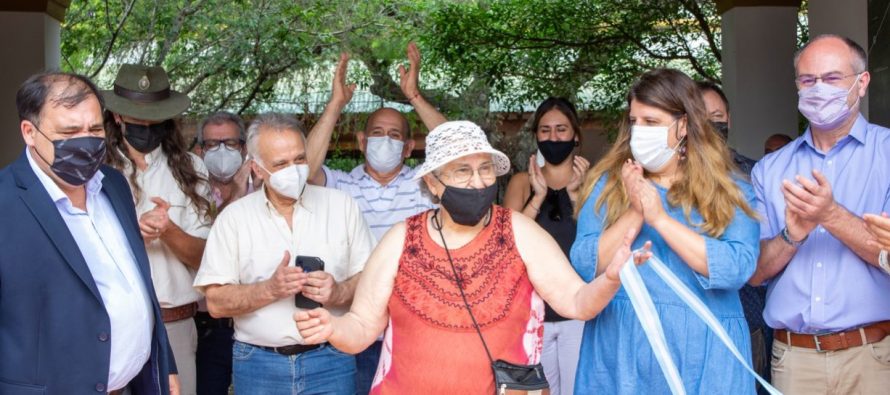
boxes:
[637,178,666,226]
[398,42,422,101]
[139,197,172,242]
[330,52,356,107]
[263,251,307,300]
[782,170,837,225]
[567,156,590,194]
[621,159,644,214]
[294,307,334,344]
[528,155,548,199]
[864,212,890,250]
[604,227,652,282]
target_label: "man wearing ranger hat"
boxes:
[103,64,212,395]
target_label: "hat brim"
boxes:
[101,90,190,122]
[411,148,511,181]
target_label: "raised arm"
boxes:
[295,222,405,354]
[515,212,648,320]
[399,42,446,131]
[306,53,355,186]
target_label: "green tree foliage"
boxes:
[62,0,734,120]
[422,0,723,113]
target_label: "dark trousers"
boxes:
[739,284,773,395]
[194,312,234,395]
[355,340,383,395]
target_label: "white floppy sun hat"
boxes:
[412,120,511,181]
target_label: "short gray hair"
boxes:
[246,113,306,165]
[197,111,246,144]
[794,34,868,74]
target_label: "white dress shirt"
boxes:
[194,185,374,347]
[27,150,153,391]
[122,148,212,308]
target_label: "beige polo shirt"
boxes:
[194,185,374,347]
[123,148,212,308]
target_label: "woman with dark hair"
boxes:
[570,68,760,393]
[102,64,211,395]
[503,97,590,394]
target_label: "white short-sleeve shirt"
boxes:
[194,185,375,347]
[122,148,212,308]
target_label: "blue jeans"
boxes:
[232,341,356,395]
[194,313,234,395]
[354,340,382,394]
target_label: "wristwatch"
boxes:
[780,227,807,247]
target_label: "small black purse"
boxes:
[433,210,550,395]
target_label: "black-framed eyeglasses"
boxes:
[202,138,244,150]
[795,72,861,88]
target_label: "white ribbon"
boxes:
[618,252,782,395]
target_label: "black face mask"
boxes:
[710,121,729,141]
[123,120,173,153]
[537,140,575,165]
[438,182,498,226]
[34,126,106,186]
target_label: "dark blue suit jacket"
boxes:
[0,152,175,394]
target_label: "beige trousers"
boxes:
[165,318,198,395]
[772,332,890,394]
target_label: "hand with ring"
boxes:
[302,271,336,304]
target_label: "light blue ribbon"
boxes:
[618,252,782,395]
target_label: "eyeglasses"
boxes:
[202,138,243,150]
[437,162,497,184]
[795,72,861,88]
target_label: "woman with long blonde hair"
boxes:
[569,68,760,394]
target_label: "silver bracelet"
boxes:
[879,250,890,274]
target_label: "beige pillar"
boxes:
[808,0,870,119]
[719,1,802,159]
[0,4,65,167]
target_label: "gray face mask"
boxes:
[34,125,107,186]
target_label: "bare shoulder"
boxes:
[506,171,530,189]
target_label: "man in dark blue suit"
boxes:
[0,72,179,394]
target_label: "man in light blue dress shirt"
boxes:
[750,34,890,393]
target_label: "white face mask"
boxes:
[203,145,243,181]
[629,120,685,172]
[257,162,309,200]
[365,136,405,173]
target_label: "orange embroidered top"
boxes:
[370,206,545,394]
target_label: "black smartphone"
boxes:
[295,255,325,309]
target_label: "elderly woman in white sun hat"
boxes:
[294,120,651,394]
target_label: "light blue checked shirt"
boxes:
[323,164,435,242]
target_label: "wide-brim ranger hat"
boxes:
[101,64,190,122]
[412,120,511,181]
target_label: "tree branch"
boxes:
[89,0,136,79]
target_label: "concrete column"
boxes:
[0,12,61,167]
[808,0,869,119]
[721,4,801,159]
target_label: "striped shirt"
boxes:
[323,164,435,242]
